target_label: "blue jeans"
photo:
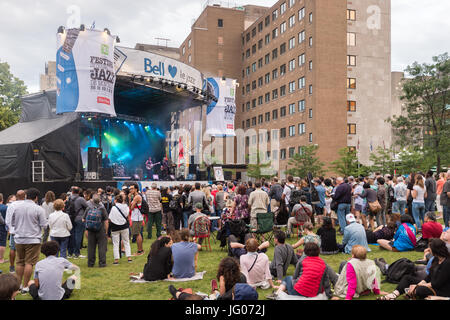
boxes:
[51,236,70,258]
[337,203,351,233]
[71,220,85,256]
[424,199,436,213]
[443,206,450,228]
[183,211,192,228]
[394,200,407,215]
[282,276,301,296]
[412,202,425,230]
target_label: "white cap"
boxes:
[346,214,356,223]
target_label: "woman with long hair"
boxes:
[142,236,173,281]
[41,191,56,243]
[233,185,250,223]
[215,256,247,300]
[412,175,427,231]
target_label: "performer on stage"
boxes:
[145,156,154,180]
[102,154,111,168]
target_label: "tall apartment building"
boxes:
[177,0,393,176]
[40,61,57,91]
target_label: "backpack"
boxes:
[310,186,320,204]
[193,216,210,236]
[272,185,283,202]
[274,202,289,225]
[229,219,248,238]
[388,185,396,203]
[139,194,150,215]
[288,188,304,208]
[66,197,77,222]
[85,206,104,232]
[169,194,180,210]
[293,203,312,223]
[384,258,416,284]
[233,283,258,300]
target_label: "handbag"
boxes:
[368,200,382,214]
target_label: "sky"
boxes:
[0,0,449,93]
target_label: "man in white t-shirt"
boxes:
[282,175,296,210]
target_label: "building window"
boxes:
[272,109,278,120]
[289,147,295,158]
[280,85,286,97]
[298,30,305,44]
[347,123,357,135]
[289,59,296,72]
[347,100,357,112]
[272,89,278,100]
[298,7,305,21]
[265,73,270,84]
[246,33,251,42]
[309,85,313,94]
[258,114,263,124]
[298,146,304,155]
[309,108,313,118]
[188,54,191,63]
[272,48,278,60]
[265,34,270,45]
[258,96,263,105]
[188,39,191,48]
[299,123,306,135]
[258,21,263,32]
[309,12,313,23]
[289,125,296,137]
[298,100,305,112]
[252,44,257,54]
[289,81,296,93]
[258,77,263,87]
[246,49,251,58]
[272,27,279,39]
[272,9,278,21]
[280,106,287,117]
[289,103,296,114]
[265,53,270,64]
[289,15,296,28]
[246,84,250,93]
[298,53,305,66]
[280,2,287,15]
[280,128,287,138]
[347,78,356,89]
[218,52,223,61]
[272,69,278,79]
[265,15,271,27]
[309,37,313,47]
[218,37,224,45]
[258,58,263,68]
[258,39,263,49]
[280,148,286,160]
[289,37,296,49]
[265,112,270,122]
[266,151,271,160]
[246,66,250,76]
[246,119,250,128]
[252,62,256,72]
[289,0,296,8]
[252,98,257,107]
[347,32,356,46]
[182,46,185,55]
[280,43,287,55]
[280,22,286,34]
[347,55,356,66]
[280,64,286,76]
[252,117,257,126]
[309,132,313,142]
[218,19,224,27]
[252,27,257,37]
[265,92,271,103]
[309,60,313,70]
[347,9,356,21]
[298,77,305,89]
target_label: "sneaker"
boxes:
[67,254,73,259]
[168,285,178,300]
[21,287,29,295]
[113,262,119,265]
[9,266,15,273]
[78,255,87,259]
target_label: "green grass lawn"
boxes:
[1,226,428,300]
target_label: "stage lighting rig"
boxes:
[57,26,65,34]
[104,28,111,35]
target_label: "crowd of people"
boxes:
[0,169,449,300]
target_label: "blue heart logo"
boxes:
[168,65,177,78]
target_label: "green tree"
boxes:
[388,53,450,173]
[369,147,397,175]
[285,145,324,178]
[330,148,360,177]
[246,153,277,180]
[0,61,28,130]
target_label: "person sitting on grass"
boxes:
[228,233,269,259]
[0,274,20,300]
[292,222,321,257]
[421,212,443,242]
[171,229,201,279]
[28,241,79,300]
[377,214,416,252]
[332,245,383,300]
[269,242,332,300]
[142,237,173,281]
[240,238,275,290]
[342,214,371,254]
[317,217,341,255]
[365,222,397,244]
[378,238,450,300]
[269,231,298,282]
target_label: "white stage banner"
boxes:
[204,77,236,137]
[56,29,117,116]
[114,47,203,89]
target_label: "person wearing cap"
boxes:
[341,214,370,254]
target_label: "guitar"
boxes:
[146,161,161,170]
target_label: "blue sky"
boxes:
[0,0,449,93]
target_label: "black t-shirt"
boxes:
[143,246,173,281]
[317,227,338,252]
[161,194,173,212]
[425,258,450,297]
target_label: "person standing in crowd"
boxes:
[83,193,108,268]
[109,194,132,265]
[436,172,446,218]
[314,179,326,226]
[342,214,370,254]
[248,182,270,229]
[246,181,255,196]
[5,190,25,274]
[376,177,387,228]
[282,176,296,213]
[11,188,47,294]
[332,177,352,234]
[145,183,162,240]
[41,191,55,243]
[67,187,88,259]
[171,186,183,231]
[440,170,450,228]
[268,177,283,214]
[129,183,145,255]
[394,176,408,215]
[214,184,227,222]
[425,171,437,214]
[406,172,416,218]
[412,175,427,231]
[160,187,173,234]
[0,194,7,264]
[180,185,192,228]
[233,185,250,224]
[48,199,72,258]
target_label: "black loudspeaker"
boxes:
[189,164,197,174]
[236,172,242,180]
[100,168,113,180]
[224,171,232,181]
[88,147,101,172]
[198,170,207,180]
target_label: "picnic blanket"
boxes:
[130,271,207,283]
[276,291,328,300]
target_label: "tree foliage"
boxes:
[0,61,28,131]
[388,53,450,173]
[331,148,369,177]
[285,145,324,178]
[246,152,277,180]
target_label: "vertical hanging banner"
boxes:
[204,77,236,137]
[56,28,117,116]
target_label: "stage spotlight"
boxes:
[104,28,111,35]
[177,84,181,89]
[88,117,92,121]
[80,24,85,31]
[171,82,175,86]
[183,84,188,90]
[57,26,65,34]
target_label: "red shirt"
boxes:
[422,221,443,239]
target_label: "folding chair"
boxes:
[253,212,275,246]
[193,216,212,251]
